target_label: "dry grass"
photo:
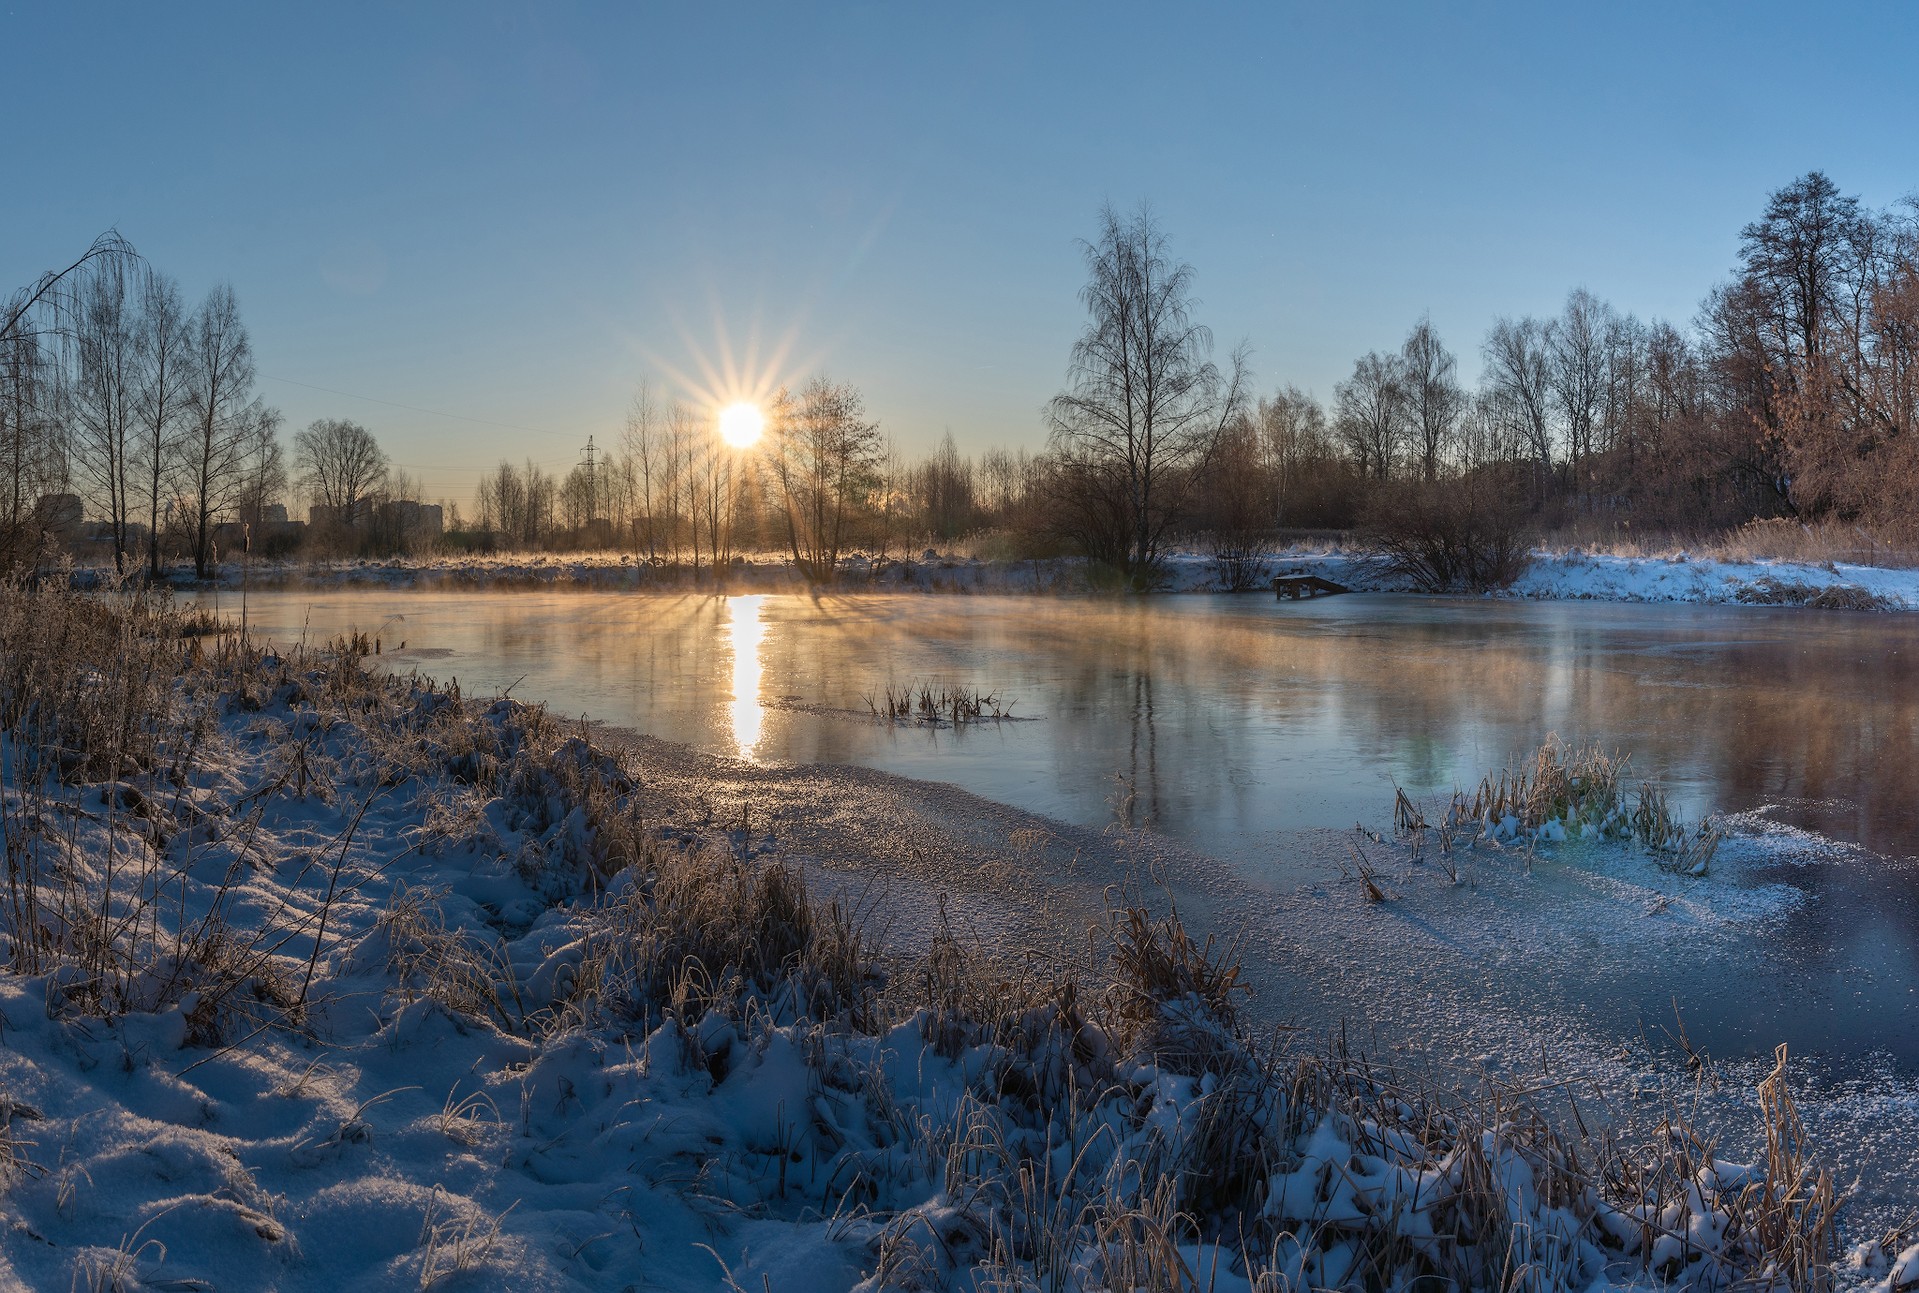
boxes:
[1733,574,1898,611]
[1544,517,1919,568]
[901,913,1842,1293]
[417,1188,516,1289]
[0,580,1847,1291]
[1415,736,1724,874]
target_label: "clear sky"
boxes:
[4,2,1916,503]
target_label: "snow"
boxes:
[0,594,1896,1290]
[170,544,1919,610]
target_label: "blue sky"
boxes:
[4,2,1916,502]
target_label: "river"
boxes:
[207,588,1919,1076]
[200,585,1919,1220]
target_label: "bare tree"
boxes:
[236,414,287,529]
[476,460,525,545]
[917,430,975,541]
[179,285,270,578]
[1,234,142,570]
[764,377,883,581]
[1457,388,1521,474]
[602,452,636,548]
[620,383,668,559]
[1739,171,1863,383]
[1197,411,1274,589]
[0,330,62,569]
[1481,316,1557,499]
[523,460,555,545]
[1549,288,1613,504]
[870,434,905,561]
[133,272,191,576]
[1718,172,1919,525]
[294,417,387,541]
[1334,351,1405,481]
[976,446,1039,531]
[700,419,738,567]
[1046,203,1247,586]
[1598,312,1648,473]
[665,402,705,571]
[1255,386,1334,522]
[69,255,140,571]
[1400,318,1463,481]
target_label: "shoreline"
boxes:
[1,583,1905,1290]
[135,544,1919,611]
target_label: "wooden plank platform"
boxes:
[1274,574,1351,599]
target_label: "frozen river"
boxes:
[210,588,1919,1095]
[213,588,1919,857]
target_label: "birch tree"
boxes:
[1046,203,1246,587]
[1400,318,1463,482]
[70,257,140,571]
[765,377,882,582]
[179,285,271,577]
[133,272,191,576]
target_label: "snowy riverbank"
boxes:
[165,544,1919,610]
[0,582,1902,1291]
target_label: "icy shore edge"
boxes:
[149,545,1919,610]
[0,582,1883,1291]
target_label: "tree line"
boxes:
[1,235,454,575]
[18,170,1905,585]
[478,172,1916,588]
[1039,176,1919,589]
[2,235,281,577]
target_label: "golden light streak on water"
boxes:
[726,594,767,759]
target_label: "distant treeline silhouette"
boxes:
[9,170,1913,581]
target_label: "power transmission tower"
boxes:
[579,435,599,525]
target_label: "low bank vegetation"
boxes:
[1394,738,1723,876]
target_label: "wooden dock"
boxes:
[1274,573,1350,599]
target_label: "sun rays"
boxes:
[634,304,818,445]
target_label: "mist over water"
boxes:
[220,588,1919,859]
[216,587,1919,1075]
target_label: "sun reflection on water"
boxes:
[726,595,767,759]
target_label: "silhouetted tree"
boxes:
[766,376,883,581]
[1550,288,1613,505]
[1334,351,1405,481]
[295,417,387,538]
[134,272,191,576]
[1481,316,1556,498]
[70,256,140,571]
[1400,319,1462,482]
[1046,203,1247,587]
[180,285,272,577]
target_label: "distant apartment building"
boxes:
[309,498,442,552]
[82,519,151,548]
[379,499,443,536]
[34,493,83,542]
[212,516,307,554]
[307,503,350,531]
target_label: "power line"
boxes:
[261,373,582,438]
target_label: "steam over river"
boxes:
[211,589,1919,1116]
[215,589,1919,853]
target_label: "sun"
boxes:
[718,402,764,449]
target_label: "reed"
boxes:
[1405,736,1724,874]
[864,681,1014,726]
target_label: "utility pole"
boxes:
[579,435,599,526]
